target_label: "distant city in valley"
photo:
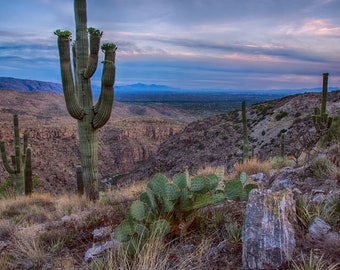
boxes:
[1,77,339,117]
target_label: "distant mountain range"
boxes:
[1,77,339,97]
[0,77,63,93]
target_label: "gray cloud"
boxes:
[0,0,339,89]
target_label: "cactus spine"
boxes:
[242,101,249,161]
[55,0,117,200]
[312,73,333,134]
[0,115,32,195]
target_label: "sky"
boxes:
[0,0,340,90]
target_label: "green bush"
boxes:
[0,176,16,199]
[308,158,336,181]
[270,156,288,169]
[318,116,340,147]
[275,111,289,121]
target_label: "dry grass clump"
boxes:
[11,231,47,269]
[196,166,225,177]
[308,157,337,181]
[233,158,271,178]
[55,193,93,216]
[0,219,14,242]
[100,180,148,207]
[91,235,171,270]
[0,192,56,225]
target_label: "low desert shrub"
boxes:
[318,116,340,147]
[308,157,336,181]
[270,156,288,169]
[296,194,340,230]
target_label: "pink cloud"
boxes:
[279,18,340,36]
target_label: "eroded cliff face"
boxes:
[0,115,184,193]
[98,118,184,179]
[0,90,186,193]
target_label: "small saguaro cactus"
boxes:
[312,73,333,135]
[55,0,117,200]
[242,101,249,161]
[280,133,285,158]
[0,114,33,195]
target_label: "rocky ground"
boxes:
[0,89,339,269]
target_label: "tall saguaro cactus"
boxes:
[0,114,32,195]
[312,73,333,135]
[55,0,117,200]
[242,101,249,161]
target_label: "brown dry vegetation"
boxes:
[0,155,339,269]
[0,90,339,269]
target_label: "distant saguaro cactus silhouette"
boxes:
[242,101,249,161]
[55,0,117,200]
[0,114,32,195]
[312,73,333,135]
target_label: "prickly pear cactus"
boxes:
[224,172,258,201]
[115,168,229,256]
[115,168,256,257]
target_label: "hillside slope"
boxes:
[0,90,194,193]
[123,91,340,181]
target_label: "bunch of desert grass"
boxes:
[233,158,271,178]
[308,157,337,181]
[296,193,340,231]
[292,250,339,270]
[0,193,56,225]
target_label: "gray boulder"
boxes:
[242,189,297,269]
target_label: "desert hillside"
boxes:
[122,91,340,181]
[0,89,339,193]
[0,89,195,193]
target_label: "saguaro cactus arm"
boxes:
[0,142,16,174]
[92,43,117,129]
[83,27,102,79]
[55,30,85,120]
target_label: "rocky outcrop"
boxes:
[242,189,297,270]
[26,127,77,140]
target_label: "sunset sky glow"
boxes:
[0,0,339,90]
